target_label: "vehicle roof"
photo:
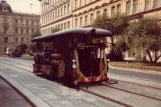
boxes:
[32,28,112,42]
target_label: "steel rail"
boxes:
[1,59,161,107]
[0,60,133,107]
[102,84,161,101]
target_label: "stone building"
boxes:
[0,0,40,54]
[40,0,72,36]
[40,0,161,36]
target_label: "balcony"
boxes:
[2,23,9,28]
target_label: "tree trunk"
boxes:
[147,50,153,63]
[154,51,161,64]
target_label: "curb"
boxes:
[109,65,161,75]
[0,72,50,107]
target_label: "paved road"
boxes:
[1,55,161,82]
[108,68,161,83]
[0,61,121,107]
[15,56,161,83]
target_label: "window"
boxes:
[96,11,100,17]
[126,1,131,15]
[75,18,78,27]
[21,28,23,34]
[133,0,138,13]
[58,25,61,29]
[21,37,23,42]
[53,12,55,19]
[61,24,63,29]
[103,9,107,15]
[85,15,88,26]
[50,13,52,21]
[32,29,34,34]
[26,20,28,25]
[15,37,18,42]
[31,20,34,25]
[85,0,87,5]
[80,0,82,7]
[4,37,8,43]
[64,6,66,15]
[21,18,23,23]
[111,6,115,17]
[37,20,39,25]
[68,21,70,29]
[117,4,121,14]
[154,0,161,8]
[61,7,63,16]
[64,23,66,30]
[90,13,93,25]
[67,4,70,13]
[80,17,83,27]
[4,28,8,34]
[58,9,60,17]
[26,29,29,34]
[75,0,78,9]
[145,0,151,10]
[55,10,57,18]
[15,20,18,24]
[37,29,39,33]
[15,28,18,34]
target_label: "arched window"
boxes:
[80,17,83,27]
[103,9,107,15]
[75,18,78,27]
[85,15,88,26]
[96,11,100,17]
[67,4,70,13]
[90,13,93,25]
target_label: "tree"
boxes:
[16,43,27,54]
[51,27,61,33]
[93,13,129,36]
[29,31,44,52]
[126,17,161,63]
[93,13,129,60]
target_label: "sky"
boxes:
[6,0,40,14]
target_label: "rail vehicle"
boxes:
[32,28,113,87]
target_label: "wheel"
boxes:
[63,71,73,87]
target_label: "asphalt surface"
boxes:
[108,68,161,83]
[0,61,122,107]
[2,55,161,83]
[19,56,161,83]
[0,77,32,107]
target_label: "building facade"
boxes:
[0,0,40,54]
[40,0,161,36]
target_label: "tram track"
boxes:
[1,58,161,107]
[101,84,161,101]
[2,58,161,89]
[0,59,130,107]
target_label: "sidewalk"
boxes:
[0,76,32,107]
[109,65,161,75]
